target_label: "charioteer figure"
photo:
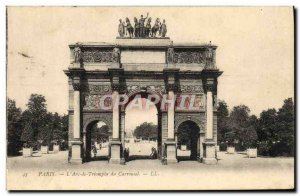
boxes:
[139,12,149,38]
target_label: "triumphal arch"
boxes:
[64,26,222,165]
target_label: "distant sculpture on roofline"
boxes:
[117,13,168,38]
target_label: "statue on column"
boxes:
[112,47,120,63]
[206,46,214,69]
[118,19,125,37]
[160,19,167,37]
[167,47,174,63]
[139,12,149,38]
[74,44,82,63]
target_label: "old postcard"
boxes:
[6,6,294,190]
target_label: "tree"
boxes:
[276,98,294,156]
[256,98,294,156]
[217,100,230,144]
[37,113,53,146]
[21,94,48,148]
[7,98,23,156]
[133,122,157,140]
[257,109,278,143]
[228,105,257,150]
[91,123,110,143]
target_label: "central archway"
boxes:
[122,91,162,162]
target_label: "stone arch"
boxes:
[83,115,112,133]
[175,116,204,134]
[121,89,163,111]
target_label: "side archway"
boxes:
[175,119,202,161]
[82,115,112,162]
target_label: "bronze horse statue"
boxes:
[125,17,134,38]
[151,18,161,37]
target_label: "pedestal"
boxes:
[69,141,82,164]
[227,146,235,154]
[203,141,217,165]
[247,148,257,158]
[109,140,124,164]
[23,148,33,157]
[164,140,178,164]
[41,146,49,154]
[53,145,60,153]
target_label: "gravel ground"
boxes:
[7,142,294,190]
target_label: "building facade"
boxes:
[64,38,222,165]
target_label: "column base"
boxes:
[69,140,82,164]
[109,158,122,164]
[69,158,83,164]
[203,141,217,165]
[202,158,217,165]
[197,157,203,163]
[164,140,178,165]
[109,140,123,165]
[165,158,178,164]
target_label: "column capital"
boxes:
[108,68,124,92]
[111,84,120,91]
[204,78,215,92]
[72,75,82,91]
[72,82,81,91]
[166,83,179,92]
[164,68,179,92]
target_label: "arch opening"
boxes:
[124,92,161,162]
[176,120,200,161]
[84,120,110,162]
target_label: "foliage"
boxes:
[177,121,199,150]
[227,105,257,150]
[21,94,48,148]
[7,99,23,156]
[91,123,110,143]
[8,94,69,153]
[257,98,294,156]
[218,98,294,156]
[133,122,157,140]
[217,100,230,144]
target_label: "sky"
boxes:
[7,7,294,130]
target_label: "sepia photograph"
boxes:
[6,6,295,190]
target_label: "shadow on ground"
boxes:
[87,156,109,162]
[128,155,153,161]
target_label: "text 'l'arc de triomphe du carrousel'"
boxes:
[64,14,223,165]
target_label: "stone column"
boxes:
[203,78,217,164]
[157,113,162,159]
[73,90,81,139]
[120,111,126,164]
[112,90,119,139]
[167,90,175,139]
[70,78,82,164]
[108,68,123,164]
[206,90,213,139]
[163,68,179,164]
